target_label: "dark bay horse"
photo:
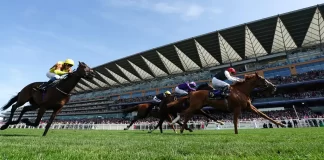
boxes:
[178,72,286,134]
[1,62,95,136]
[148,83,224,133]
[121,103,180,133]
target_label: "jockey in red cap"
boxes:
[212,67,242,96]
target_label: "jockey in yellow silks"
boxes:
[35,59,74,91]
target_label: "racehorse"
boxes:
[0,62,95,136]
[121,103,181,133]
[177,72,286,134]
[148,83,225,133]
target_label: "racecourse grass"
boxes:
[0,128,323,160]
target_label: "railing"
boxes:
[2,118,323,131]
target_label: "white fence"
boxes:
[2,118,324,131]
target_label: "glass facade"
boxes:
[145,90,156,96]
[132,92,142,98]
[159,88,173,94]
[295,61,324,74]
[120,94,130,99]
[263,68,291,78]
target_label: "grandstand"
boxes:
[2,4,324,125]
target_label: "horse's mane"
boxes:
[231,74,256,86]
[57,72,74,84]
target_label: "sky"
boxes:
[0,0,323,113]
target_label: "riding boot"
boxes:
[221,85,229,97]
[36,78,56,91]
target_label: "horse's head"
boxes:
[75,61,95,80]
[245,72,276,94]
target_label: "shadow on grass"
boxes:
[0,134,38,137]
[121,130,235,136]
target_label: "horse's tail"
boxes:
[2,93,19,111]
[120,105,139,118]
[121,105,139,114]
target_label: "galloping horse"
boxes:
[121,103,181,133]
[178,72,286,134]
[1,62,95,136]
[148,83,224,133]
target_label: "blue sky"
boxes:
[0,0,323,112]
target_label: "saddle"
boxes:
[36,74,68,92]
[208,88,230,100]
[174,94,187,99]
[36,79,60,92]
[151,105,160,112]
[173,94,190,110]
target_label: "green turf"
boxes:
[0,128,323,160]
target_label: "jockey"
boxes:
[175,81,197,96]
[151,91,171,110]
[35,59,75,91]
[212,67,241,95]
[46,61,64,80]
[153,91,171,103]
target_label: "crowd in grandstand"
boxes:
[269,70,324,85]
[3,50,324,127]
[15,69,324,119]
[256,48,324,70]
[45,106,323,125]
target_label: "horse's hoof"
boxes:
[123,128,128,130]
[189,130,193,132]
[21,118,29,123]
[148,131,152,133]
[0,125,8,130]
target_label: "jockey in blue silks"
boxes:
[171,81,197,125]
[174,81,197,96]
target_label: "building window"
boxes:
[295,61,324,74]
[263,68,291,78]
[120,94,130,99]
[132,92,142,98]
[159,88,172,93]
[145,90,156,96]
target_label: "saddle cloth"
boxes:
[208,89,230,100]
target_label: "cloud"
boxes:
[99,0,222,21]
[14,26,115,60]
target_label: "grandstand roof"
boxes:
[73,4,324,93]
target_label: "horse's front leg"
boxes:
[124,118,138,130]
[233,107,241,134]
[198,109,224,125]
[43,107,62,136]
[180,108,195,134]
[249,104,286,128]
[148,118,164,133]
[166,114,177,133]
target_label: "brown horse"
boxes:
[0,62,95,136]
[149,83,224,133]
[121,103,181,133]
[178,72,286,134]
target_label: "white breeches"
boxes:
[152,96,161,103]
[212,77,230,88]
[46,72,62,80]
[175,87,188,95]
